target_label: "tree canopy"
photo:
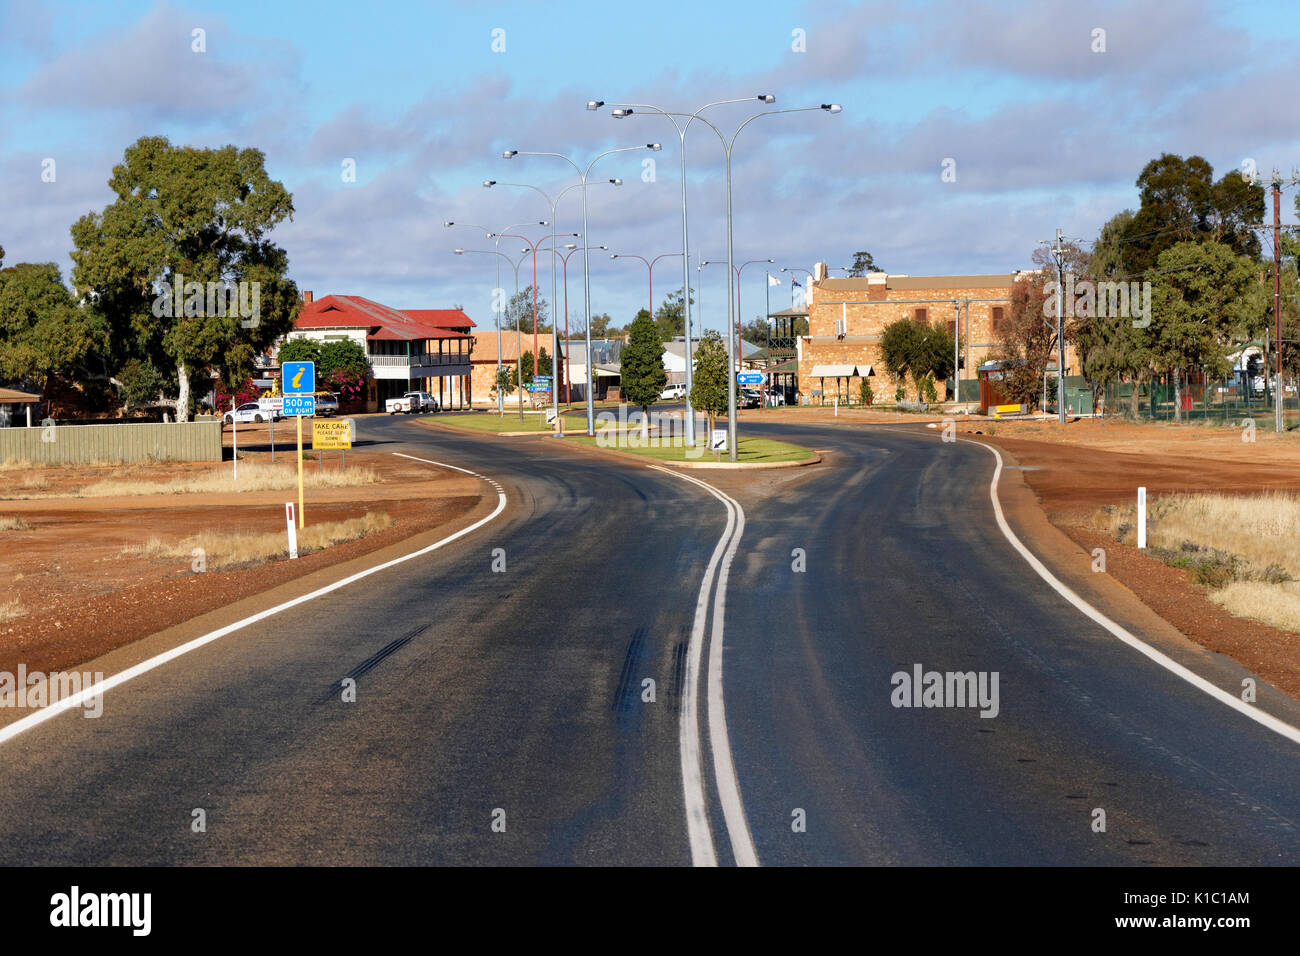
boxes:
[620,310,667,410]
[70,136,300,420]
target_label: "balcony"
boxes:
[368,352,470,380]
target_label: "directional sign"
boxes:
[282,361,315,395]
[525,383,550,392]
[737,371,766,385]
[283,394,315,416]
[711,429,727,451]
[312,419,353,449]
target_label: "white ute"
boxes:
[385,391,439,414]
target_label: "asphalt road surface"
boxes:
[1,413,1298,865]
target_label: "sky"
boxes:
[3,0,1300,337]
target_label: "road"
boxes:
[1,413,1298,865]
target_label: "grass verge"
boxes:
[1091,491,1300,631]
[123,511,394,569]
[76,461,378,497]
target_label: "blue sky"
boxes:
[3,0,1300,335]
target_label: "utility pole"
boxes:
[1245,166,1299,434]
[1051,228,1067,425]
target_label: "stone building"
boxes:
[799,263,1025,403]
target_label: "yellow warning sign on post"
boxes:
[311,419,353,449]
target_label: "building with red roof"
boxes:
[284,292,476,410]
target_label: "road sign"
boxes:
[711,429,727,451]
[525,383,550,392]
[284,394,315,416]
[282,361,315,395]
[312,419,353,449]
[737,372,766,385]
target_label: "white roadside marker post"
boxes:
[1137,486,1147,549]
[286,502,299,559]
[232,411,237,483]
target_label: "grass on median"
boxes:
[123,511,394,570]
[429,410,597,434]
[1091,491,1300,632]
[565,432,813,464]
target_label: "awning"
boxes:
[809,364,873,377]
[0,388,41,403]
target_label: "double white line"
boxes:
[651,466,758,867]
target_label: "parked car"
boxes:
[385,391,439,414]
[224,402,268,425]
[740,388,762,409]
[659,383,687,401]
[314,392,340,416]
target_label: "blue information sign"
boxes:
[737,372,766,385]
[283,361,315,395]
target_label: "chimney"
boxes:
[813,262,828,282]
[303,290,314,305]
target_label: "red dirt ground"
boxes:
[956,417,1300,698]
[0,436,481,677]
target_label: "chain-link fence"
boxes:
[1098,379,1300,428]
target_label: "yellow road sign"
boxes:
[312,419,353,450]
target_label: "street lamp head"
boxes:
[822,103,843,113]
[758,93,775,104]
[453,249,465,255]
[443,221,454,227]
[598,245,608,250]
[483,180,496,187]
[609,178,623,185]
[612,108,633,118]
[648,143,662,151]
[565,243,577,250]
[586,100,604,111]
[610,253,618,259]
[503,150,518,159]
[767,258,775,263]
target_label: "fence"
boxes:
[0,420,223,464]
[1099,379,1300,428]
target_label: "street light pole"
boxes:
[452,245,529,415]
[505,137,661,435]
[614,100,842,459]
[610,252,684,319]
[445,220,542,412]
[484,179,620,424]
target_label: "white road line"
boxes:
[651,465,758,867]
[971,439,1300,747]
[0,454,508,747]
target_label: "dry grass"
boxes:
[77,461,377,498]
[0,516,33,531]
[123,511,393,569]
[0,599,25,623]
[1211,581,1300,633]
[1092,491,1300,631]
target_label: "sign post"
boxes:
[282,361,316,530]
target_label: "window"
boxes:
[992,307,1005,335]
[913,307,928,325]
[946,319,957,337]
